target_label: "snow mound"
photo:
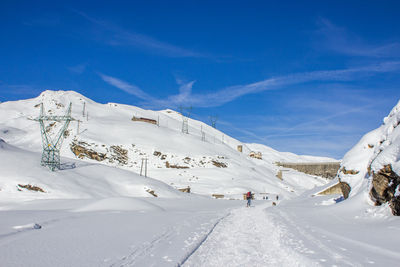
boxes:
[73,197,165,212]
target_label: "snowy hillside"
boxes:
[333,99,400,215]
[0,90,332,200]
[0,138,184,202]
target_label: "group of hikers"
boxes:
[246,191,279,207]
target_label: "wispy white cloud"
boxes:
[99,73,155,101]
[72,9,208,58]
[99,61,400,108]
[316,18,400,58]
[167,79,195,105]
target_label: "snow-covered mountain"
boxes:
[2,91,400,266]
[0,90,332,201]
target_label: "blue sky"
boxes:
[1,0,400,159]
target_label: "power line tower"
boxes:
[140,158,148,177]
[200,125,206,142]
[35,103,75,171]
[209,115,218,129]
[179,106,192,134]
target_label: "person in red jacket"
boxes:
[246,191,252,207]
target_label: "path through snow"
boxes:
[183,202,317,267]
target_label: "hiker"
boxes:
[276,195,279,201]
[246,191,252,207]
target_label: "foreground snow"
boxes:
[1,195,399,266]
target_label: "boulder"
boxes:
[390,196,400,216]
[370,164,400,215]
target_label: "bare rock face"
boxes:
[390,196,400,216]
[70,141,106,161]
[370,164,400,215]
[339,182,351,199]
[109,145,128,165]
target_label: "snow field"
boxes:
[184,202,317,267]
[0,198,242,266]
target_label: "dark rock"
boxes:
[390,196,400,216]
[339,182,351,199]
[18,184,45,193]
[70,141,106,161]
[211,160,227,168]
[370,164,400,216]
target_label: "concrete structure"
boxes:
[276,162,340,179]
[131,116,157,125]
[249,151,262,160]
[316,181,351,199]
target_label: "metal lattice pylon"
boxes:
[179,106,192,134]
[35,103,74,171]
[209,115,218,128]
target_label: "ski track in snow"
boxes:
[110,226,175,267]
[182,203,318,267]
[276,210,400,265]
[273,210,357,266]
[109,212,230,267]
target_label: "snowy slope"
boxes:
[337,99,400,197]
[0,138,184,202]
[0,90,332,200]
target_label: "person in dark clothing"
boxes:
[246,191,252,207]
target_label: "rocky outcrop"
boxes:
[211,160,227,168]
[165,161,189,169]
[109,145,128,165]
[340,167,359,175]
[146,189,158,197]
[70,141,106,161]
[18,184,45,192]
[370,164,400,215]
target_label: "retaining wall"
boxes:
[276,162,340,179]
